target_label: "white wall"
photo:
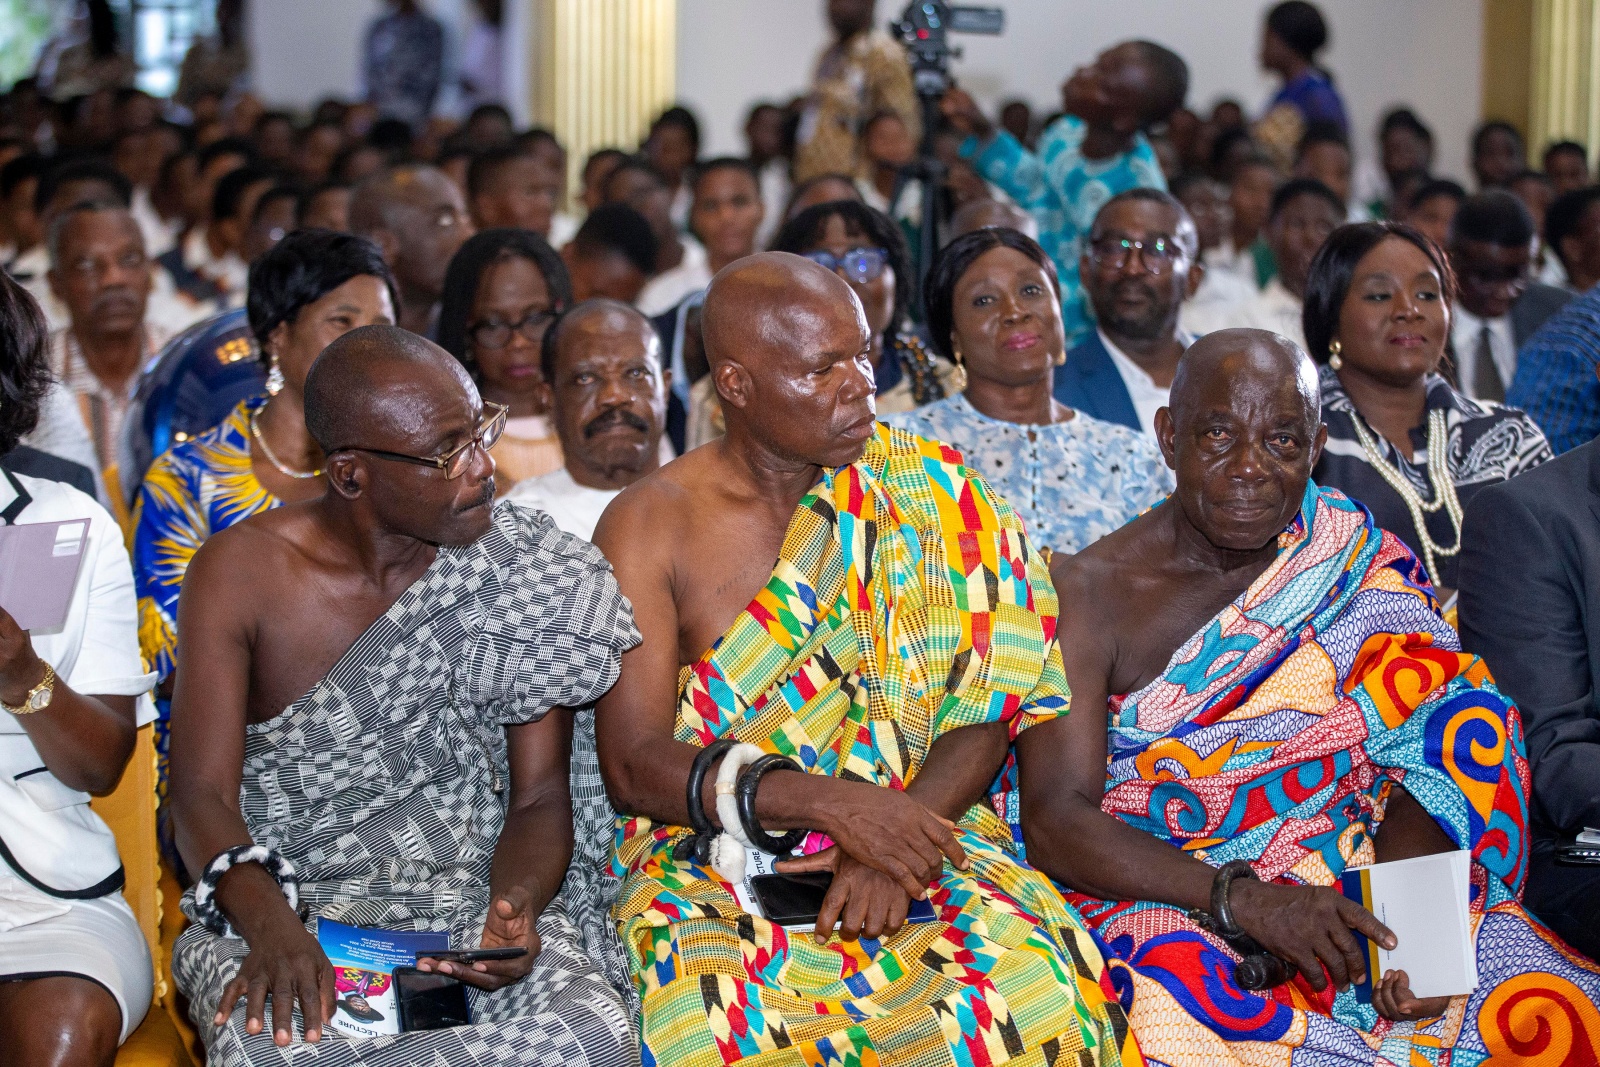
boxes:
[676,0,1485,183]
[248,0,481,118]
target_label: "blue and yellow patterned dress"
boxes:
[132,395,278,793]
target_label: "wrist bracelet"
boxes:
[707,743,767,881]
[673,739,734,862]
[1187,859,1297,991]
[735,754,807,856]
[1209,859,1256,937]
[194,844,299,939]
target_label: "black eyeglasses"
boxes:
[1088,235,1186,273]
[469,311,558,350]
[803,247,891,284]
[333,402,508,480]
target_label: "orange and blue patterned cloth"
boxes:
[1045,482,1600,1066]
[611,425,1142,1067]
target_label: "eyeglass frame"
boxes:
[1086,234,1190,274]
[802,247,892,284]
[469,309,560,350]
[330,402,509,480]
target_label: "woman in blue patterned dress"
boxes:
[131,230,397,796]
[887,228,1172,555]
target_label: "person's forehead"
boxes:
[560,315,657,369]
[1459,237,1526,262]
[697,167,757,199]
[63,209,141,251]
[1191,348,1310,409]
[1099,199,1182,234]
[1281,193,1339,221]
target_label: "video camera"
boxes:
[891,1,1004,97]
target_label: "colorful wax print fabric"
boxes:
[1037,483,1600,1066]
[611,424,1142,1067]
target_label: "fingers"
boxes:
[1326,920,1369,987]
[814,879,847,945]
[928,817,970,872]
[485,890,531,940]
[269,971,295,1046]
[244,972,269,1036]
[1338,897,1397,951]
[1284,943,1326,992]
[1372,971,1399,1020]
[774,848,836,875]
[861,887,890,941]
[886,884,909,937]
[214,973,249,1028]
[318,963,336,1041]
[879,854,930,900]
[1314,931,1350,990]
[296,959,325,1042]
[839,883,869,942]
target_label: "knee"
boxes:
[0,976,122,1067]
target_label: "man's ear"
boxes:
[1308,419,1329,471]
[326,453,365,499]
[1184,257,1206,301]
[370,226,401,270]
[712,360,750,411]
[1154,406,1177,471]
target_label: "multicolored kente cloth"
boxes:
[1042,483,1600,1066]
[132,396,278,800]
[612,424,1142,1067]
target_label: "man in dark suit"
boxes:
[1054,189,1202,435]
[1448,191,1572,402]
[1459,425,1600,961]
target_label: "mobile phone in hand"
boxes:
[419,947,529,963]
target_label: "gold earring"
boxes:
[1052,348,1067,367]
[950,343,968,391]
[1328,339,1343,371]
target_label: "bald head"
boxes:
[1169,329,1320,430]
[542,298,654,379]
[949,198,1039,241]
[349,164,473,305]
[702,251,864,373]
[700,252,877,468]
[1159,329,1326,552]
[305,324,474,453]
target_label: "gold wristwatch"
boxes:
[2,663,55,716]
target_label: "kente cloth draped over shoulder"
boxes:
[613,425,1141,1067]
[172,504,640,1067]
[1060,484,1600,1066]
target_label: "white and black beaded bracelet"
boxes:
[194,844,300,939]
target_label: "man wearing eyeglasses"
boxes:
[351,163,476,338]
[1059,188,1204,437]
[1448,191,1572,403]
[167,325,640,1066]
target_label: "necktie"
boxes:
[1474,324,1505,403]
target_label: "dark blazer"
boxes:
[1459,437,1600,957]
[1512,282,1574,348]
[156,246,225,305]
[1054,331,1141,433]
[1,446,96,498]
[1459,437,1600,836]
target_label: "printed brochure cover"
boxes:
[317,919,450,1038]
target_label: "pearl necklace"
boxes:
[249,406,323,479]
[1348,407,1463,588]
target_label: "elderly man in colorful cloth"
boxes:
[1011,328,1600,1066]
[594,252,1140,1067]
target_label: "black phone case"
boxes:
[750,872,834,926]
[393,966,471,1032]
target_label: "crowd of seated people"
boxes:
[4,0,1600,1063]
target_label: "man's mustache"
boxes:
[584,407,650,437]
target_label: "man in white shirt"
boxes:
[603,159,710,317]
[1056,189,1202,437]
[507,299,669,540]
[1448,191,1574,402]
[1227,178,1343,353]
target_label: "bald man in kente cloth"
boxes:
[166,326,639,1065]
[1011,329,1600,1065]
[594,253,1138,1067]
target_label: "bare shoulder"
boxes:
[594,448,718,561]
[186,502,312,595]
[1052,507,1170,627]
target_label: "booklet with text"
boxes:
[1338,849,1477,1002]
[317,919,450,1038]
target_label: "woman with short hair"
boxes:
[1301,220,1551,596]
[133,229,397,785]
[0,271,156,1063]
[888,227,1171,555]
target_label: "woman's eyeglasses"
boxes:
[803,247,891,284]
[333,402,509,480]
[470,311,557,350]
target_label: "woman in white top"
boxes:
[0,273,158,1062]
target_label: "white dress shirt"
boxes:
[1099,329,1176,439]
[505,467,621,542]
[636,237,711,317]
[1236,276,1306,352]
[1450,306,1516,401]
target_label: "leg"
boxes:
[0,976,122,1067]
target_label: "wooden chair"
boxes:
[90,723,200,1067]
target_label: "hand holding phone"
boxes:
[414,889,540,991]
[419,947,528,964]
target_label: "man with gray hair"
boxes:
[1057,188,1203,437]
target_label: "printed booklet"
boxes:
[1339,849,1477,1002]
[317,919,450,1038]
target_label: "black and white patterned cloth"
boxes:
[1314,366,1553,588]
[172,503,642,1066]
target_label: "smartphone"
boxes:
[393,967,471,1032]
[750,873,941,929]
[1556,841,1600,866]
[420,947,528,964]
